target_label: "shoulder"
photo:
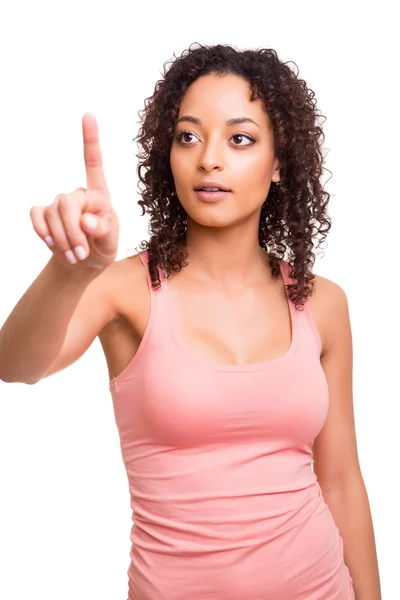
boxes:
[307,271,350,358]
[109,251,147,282]
[98,252,150,327]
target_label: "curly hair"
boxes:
[133,42,332,310]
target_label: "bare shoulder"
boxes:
[307,272,349,358]
[97,252,151,381]
[104,252,150,326]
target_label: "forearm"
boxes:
[0,256,102,384]
[321,475,381,600]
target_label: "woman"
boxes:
[0,43,381,599]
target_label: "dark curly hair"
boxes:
[133,42,332,310]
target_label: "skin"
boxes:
[169,72,281,290]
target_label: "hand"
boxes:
[30,113,119,271]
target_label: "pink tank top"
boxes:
[109,249,355,600]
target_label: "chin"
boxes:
[187,208,241,229]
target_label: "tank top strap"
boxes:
[280,258,322,358]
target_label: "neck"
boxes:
[183,217,272,288]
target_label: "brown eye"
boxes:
[176,131,197,144]
[231,134,255,146]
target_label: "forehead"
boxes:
[177,73,270,129]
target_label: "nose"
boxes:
[199,163,222,173]
[197,140,224,172]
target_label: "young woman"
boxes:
[0,43,381,599]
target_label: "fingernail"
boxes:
[84,214,98,230]
[45,235,55,247]
[74,245,87,261]
[65,250,77,264]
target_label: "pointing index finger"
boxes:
[82,113,108,191]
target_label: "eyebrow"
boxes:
[176,115,261,130]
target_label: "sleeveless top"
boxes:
[109,249,355,600]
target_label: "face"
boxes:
[169,73,280,229]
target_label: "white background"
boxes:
[0,1,397,598]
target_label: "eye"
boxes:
[175,131,197,144]
[231,134,255,147]
[175,131,256,147]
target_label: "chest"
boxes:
[164,282,294,366]
[101,267,325,382]
[108,275,329,448]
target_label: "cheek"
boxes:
[240,153,270,179]
[170,147,190,182]
[234,159,272,203]
[232,146,270,178]
[169,147,180,180]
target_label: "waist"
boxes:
[129,479,323,557]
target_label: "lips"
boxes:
[194,182,231,192]
[194,189,231,203]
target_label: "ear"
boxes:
[271,158,280,184]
